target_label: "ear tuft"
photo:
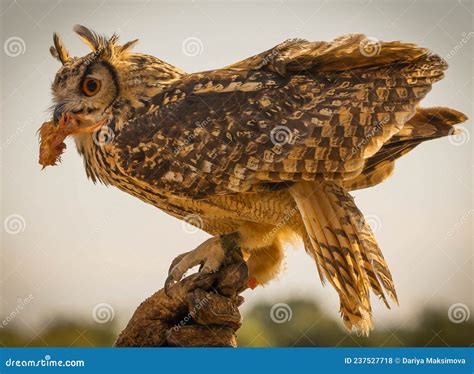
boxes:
[73,24,105,51]
[72,25,135,59]
[118,39,139,54]
[52,33,69,64]
[49,46,59,59]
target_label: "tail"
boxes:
[290,181,397,335]
[343,107,468,191]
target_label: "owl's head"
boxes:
[49,25,184,129]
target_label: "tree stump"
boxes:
[115,247,248,347]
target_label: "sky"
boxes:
[0,0,472,338]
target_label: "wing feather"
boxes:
[115,35,450,199]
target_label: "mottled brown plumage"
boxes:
[42,27,467,335]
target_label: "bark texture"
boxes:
[115,248,248,347]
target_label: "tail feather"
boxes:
[291,181,397,335]
[325,183,395,305]
[312,188,367,298]
[343,107,468,191]
[302,234,325,285]
[294,106,467,331]
[294,186,347,295]
[392,107,467,141]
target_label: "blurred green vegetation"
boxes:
[1,300,472,347]
[0,318,117,347]
[237,299,474,347]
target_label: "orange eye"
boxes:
[82,77,101,96]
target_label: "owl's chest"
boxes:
[84,143,186,214]
[82,142,227,223]
[82,141,289,235]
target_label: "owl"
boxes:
[40,25,467,334]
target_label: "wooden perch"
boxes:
[115,247,248,347]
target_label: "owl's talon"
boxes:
[168,252,189,275]
[164,237,226,296]
[164,276,178,296]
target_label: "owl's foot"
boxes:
[165,237,226,295]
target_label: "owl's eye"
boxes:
[82,77,101,97]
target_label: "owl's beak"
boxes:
[52,108,105,133]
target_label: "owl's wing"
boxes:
[115,34,448,198]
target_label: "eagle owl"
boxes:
[41,25,467,334]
